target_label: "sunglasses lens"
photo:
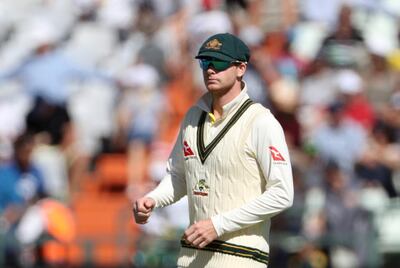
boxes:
[199,59,231,71]
[213,61,231,71]
[199,59,209,70]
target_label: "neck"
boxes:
[212,81,242,119]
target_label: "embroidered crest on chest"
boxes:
[193,179,210,196]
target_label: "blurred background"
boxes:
[0,0,400,267]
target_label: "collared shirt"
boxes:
[147,81,293,237]
[196,83,250,145]
[0,162,46,211]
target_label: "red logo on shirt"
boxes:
[269,146,285,161]
[183,141,195,157]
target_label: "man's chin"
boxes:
[206,83,220,92]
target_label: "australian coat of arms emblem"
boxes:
[193,179,210,196]
[205,39,222,50]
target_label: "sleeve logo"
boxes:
[269,146,285,161]
[183,141,195,157]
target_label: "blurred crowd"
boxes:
[1,0,400,267]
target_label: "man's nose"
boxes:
[206,65,216,74]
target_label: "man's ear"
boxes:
[236,62,247,78]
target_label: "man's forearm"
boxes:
[145,173,187,208]
[211,184,293,236]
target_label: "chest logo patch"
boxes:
[193,179,209,196]
[183,141,195,157]
[269,146,285,161]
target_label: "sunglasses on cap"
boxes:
[198,58,244,72]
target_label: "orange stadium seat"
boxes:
[95,153,129,190]
[67,192,139,267]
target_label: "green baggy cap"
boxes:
[195,33,250,62]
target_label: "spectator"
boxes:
[311,100,367,174]
[356,121,399,198]
[0,20,113,146]
[321,161,374,268]
[319,4,367,69]
[336,69,375,131]
[0,132,47,267]
[299,50,338,107]
[0,20,114,200]
[298,51,339,140]
[362,46,398,111]
[380,89,400,135]
[15,198,76,267]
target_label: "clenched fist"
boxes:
[133,197,156,224]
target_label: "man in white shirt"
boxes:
[133,32,294,268]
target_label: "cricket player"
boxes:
[133,32,294,268]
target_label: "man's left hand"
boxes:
[183,219,218,248]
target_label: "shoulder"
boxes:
[249,103,276,123]
[182,106,204,125]
[249,104,283,133]
[249,102,270,114]
[0,163,17,174]
[0,163,18,183]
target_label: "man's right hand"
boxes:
[133,197,156,224]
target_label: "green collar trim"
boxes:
[197,99,254,164]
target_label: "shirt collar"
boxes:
[196,81,250,119]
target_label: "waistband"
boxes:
[180,239,269,265]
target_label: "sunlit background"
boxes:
[0,0,400,267]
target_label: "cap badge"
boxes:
[205,39,222,50]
